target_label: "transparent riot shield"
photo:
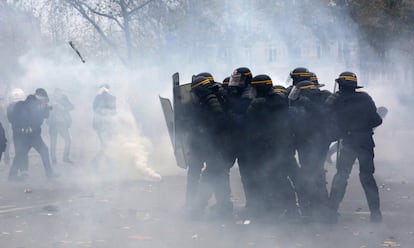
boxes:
[159,72,193,169]
[159,96,174,146]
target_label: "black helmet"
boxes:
[309,72,319,85]
[222,76,230,89]
[191,76,211,89]
[251,74,273,96]
[222,76,230,85]
[288,80,317,100]
[310,72,326,88]
[290,67,311,85]
[196,72,215,83]
[336,71,362,89]
[273,85,288,94]
[229,67,252,88]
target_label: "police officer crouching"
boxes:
[327,72,383,223]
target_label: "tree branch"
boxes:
[128,0,157,16]
[67,0,128,65]
[79,1,125,30]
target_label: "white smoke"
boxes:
[105,100,162,182]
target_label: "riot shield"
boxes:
[159,96,174,146]
[173,73,193,169]
[159,73,193,169]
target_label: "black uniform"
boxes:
[246,76,297,217]
[186,76,232,216]
[327,72,383,222]
[225,67,254,211]
[289,81,330,220]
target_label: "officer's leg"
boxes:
[269,162,298,218]
[357,145,381,218]
[326,142,338,164]
[329,144,357,213]
[276,153,301,219]
[238,151,259,212]
[296,143,315,216]
[215,169,233,214]
[311,139,331,217]
[32,134,54,177]
[185,153,204,210]
[209,159,233,216]
[196,157,232,217]
[49,126,58,163]
[60,126,72,161]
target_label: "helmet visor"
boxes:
[229,74,245,87]
[288,86,301,101]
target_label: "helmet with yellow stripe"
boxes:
[288,80,318,101]
[273,85,288,94]
[191,76,212,89]
[196,72,215,84]
[309,72,319,85]
[229,67,253,88]
[251,74,273,96]
[336,71,362,89]
[290,67,311,85]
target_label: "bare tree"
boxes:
[65,0,159,65]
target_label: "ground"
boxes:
[0,153,413,248]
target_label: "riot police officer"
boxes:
[186,75,232,218]
[327,72,383,223]
[288,80,331,221]
[287,67,312,93]
[225,67,254,213]
[246,75,297,218]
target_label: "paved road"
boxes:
[0,157,413,248]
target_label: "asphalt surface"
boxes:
[0,154,413,248]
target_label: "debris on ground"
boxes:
[382,240,401,247]
[128,235,152,240]
[42,205,59,212]
[23,188,32,194]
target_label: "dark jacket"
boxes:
[326,90,382,135]
[290,88,328,140]
[8,95,50,135]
